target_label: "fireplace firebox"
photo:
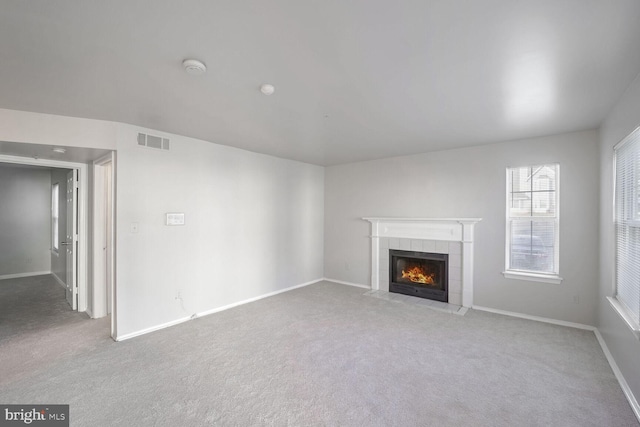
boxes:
[389,250,448,302]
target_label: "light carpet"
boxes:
[0,275,637,426]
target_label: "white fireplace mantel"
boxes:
[363,217,481,308]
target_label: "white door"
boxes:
[64,170,78,310]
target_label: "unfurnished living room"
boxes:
[1,1,640,426]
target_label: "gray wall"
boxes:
[0,164,52,276]
[50,168,68,285]
[598,73,640,403]
[115,125,325,337]
[325,130,599,325]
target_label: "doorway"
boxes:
[0,152,114,337]
[92,153,116,337]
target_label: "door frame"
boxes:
[65,169,78,310]
[0,154,89,312]
[92,152,116,338]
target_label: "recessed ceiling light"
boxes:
[260,84,275,95]
[182,59,207,75]
[52,147,66,154]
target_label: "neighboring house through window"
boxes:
[504,164,562,284]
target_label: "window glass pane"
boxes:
[507,163,558,276]
[532,165,556,191]
[509,193,531,217]
[531,191,556,216]
[510,220,555,273]
[510,167,531,193]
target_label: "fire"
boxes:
[401,267,435,285]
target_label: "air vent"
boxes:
[137,133,170,151]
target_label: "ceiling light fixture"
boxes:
[182,59,207,75]
[260,84,275,95]
[52,147,66,154]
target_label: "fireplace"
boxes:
[389,250,448,302]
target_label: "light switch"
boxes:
[166,213,185,226]
[130,222,139,233]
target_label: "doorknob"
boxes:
[61,242,72,245]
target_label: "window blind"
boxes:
[615,128,640,325]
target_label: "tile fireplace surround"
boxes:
[363,218,481,307]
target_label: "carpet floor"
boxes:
[0,275,637,426]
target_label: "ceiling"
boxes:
[0,141,112,164]
[1,1,640,166]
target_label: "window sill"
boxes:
[607,297,640,340]
[502,270,563,284]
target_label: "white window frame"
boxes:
[503,163,563,284]
[608,126,640,338]
[52,182,59,254]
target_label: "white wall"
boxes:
[325,130,599,325]
[598,73,640,403]
[0,164,52,277]
[0,108,116,149]
[114,124,325,337]
[50,168,68,285]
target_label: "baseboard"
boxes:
[115,278,324,342]
[196,278,324,318]
[115,316,192,342]
[594,329,640,423]
[323,278,371,289]
[471,304,640,421]
[51,272,66,289]
[0,271,51,281]
[471,305,596,331]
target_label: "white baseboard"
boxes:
[196,278,324,318]
[471,305,596,331]
[0,271,51,281]
[115,315,192,342]
[115,278,324,342]
[51,272,66,289]
[594,329,640,423]
[323,278,371,289]
[471,304,639,422]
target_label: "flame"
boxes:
[401,267,435,285]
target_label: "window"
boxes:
[504,164,561,283]
[613,127,640,332]
[52,183,59,252]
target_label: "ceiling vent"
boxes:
[137,133,170,151]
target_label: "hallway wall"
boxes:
[0,164,52,277]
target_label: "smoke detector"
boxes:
[182,59,207,75]
[260,84,275,95]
